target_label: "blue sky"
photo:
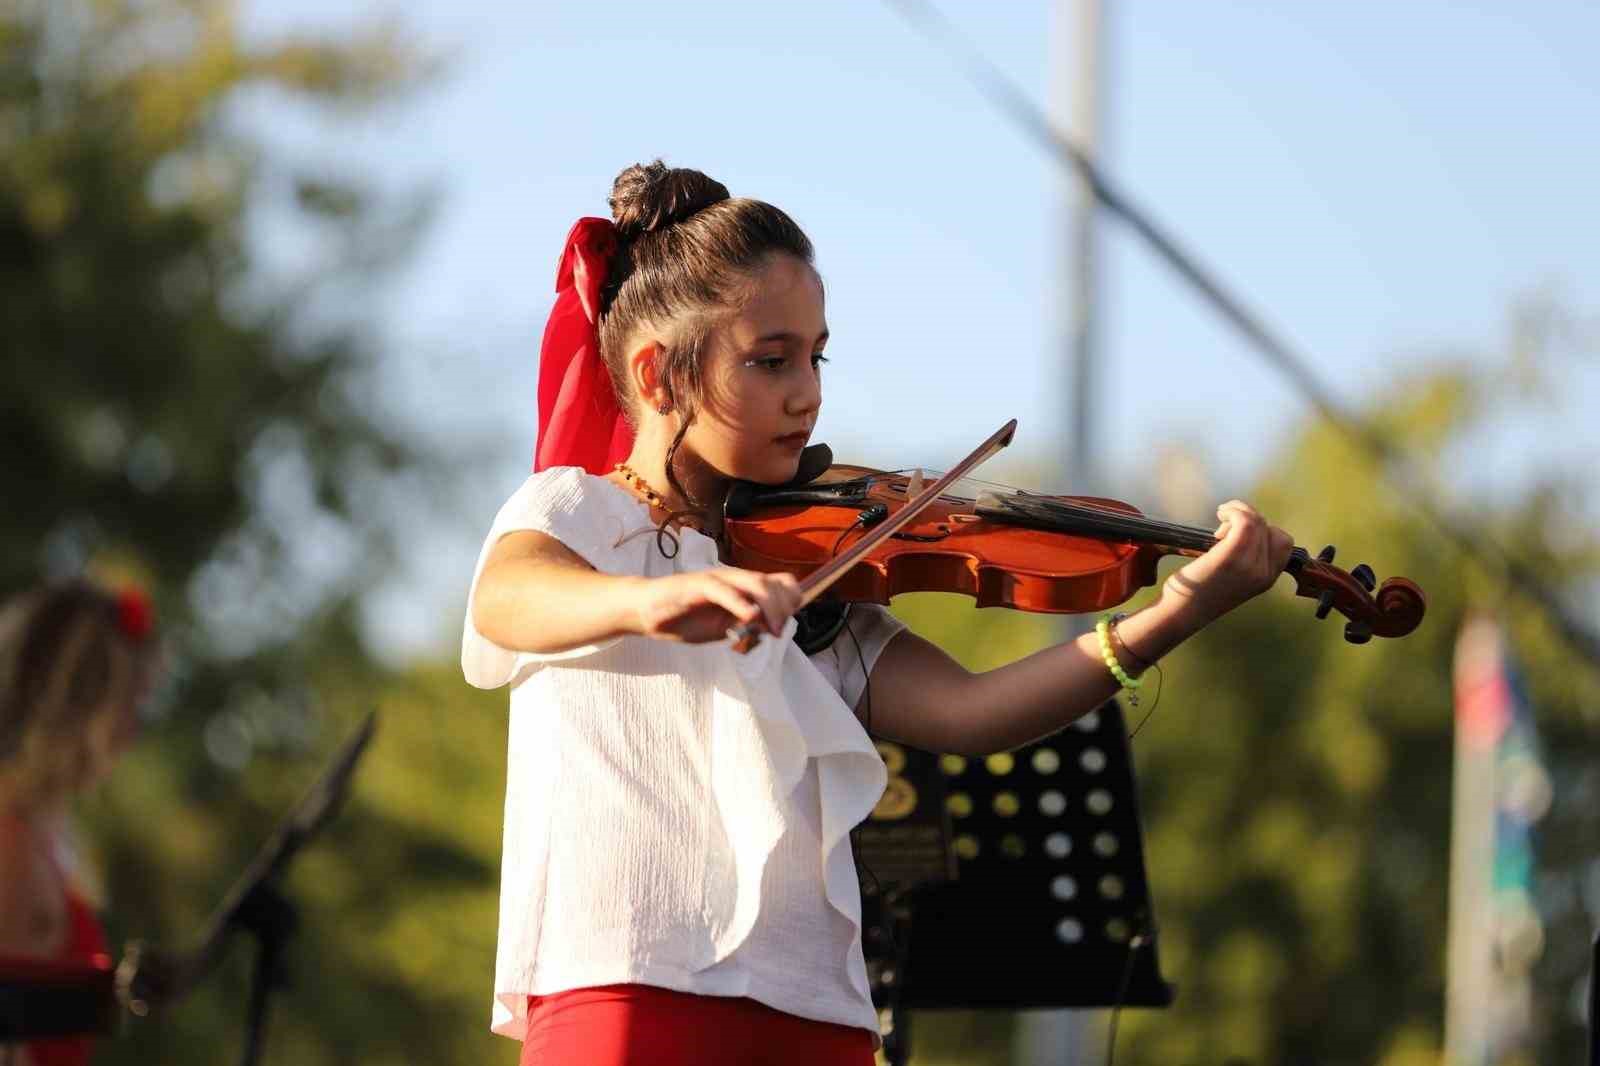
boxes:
[239,1,1600,656]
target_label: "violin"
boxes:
[722,427,1425,648]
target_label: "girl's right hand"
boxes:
[633,568,803,644]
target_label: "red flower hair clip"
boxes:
[115,587,155,643]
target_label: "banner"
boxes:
[1445,614,1551,1065]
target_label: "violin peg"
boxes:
[1351,564,1377,593]
[1344,620,1373,645]
[1317,544,1337,564]
[1315,590,1336,620]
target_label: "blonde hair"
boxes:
[0,581,155,810]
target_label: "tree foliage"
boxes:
[885,331,1599,1065]
[1,0,426,616]
[7,4,1596,1063]
[0,3,480,1062]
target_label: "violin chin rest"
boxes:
[723,443,836,520]
[789,442,834,487]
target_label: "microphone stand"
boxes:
[117,711,377,1066]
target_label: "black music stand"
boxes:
[861,698,1172,1065]
[117,711,377,1066]
[853,735,956,1065]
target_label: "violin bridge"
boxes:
[907,468,925,499]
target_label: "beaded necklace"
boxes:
[614,462,710,541]
[614,463,669,511]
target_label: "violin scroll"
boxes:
[1286,544,1426,642]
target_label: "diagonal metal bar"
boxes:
[879,0,1600,668]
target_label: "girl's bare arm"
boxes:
[473,531,802,653]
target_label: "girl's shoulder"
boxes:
[500,466,645,530]
[485,466,668,575]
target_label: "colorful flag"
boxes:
[1445,614,1551,1065]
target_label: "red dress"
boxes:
[3,814,111,1066]
[21,888,108,1066]
[520,985,876,1066]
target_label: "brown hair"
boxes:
[596,160,814,506]
[0,581,155,809]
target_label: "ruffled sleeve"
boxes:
[703,622,888,998]
[807,604,908,710]
[461,467,636,690]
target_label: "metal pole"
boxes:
[1015,2,1105,1061]
[1067,0,1102,503]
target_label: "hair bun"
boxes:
[608,160,730,241]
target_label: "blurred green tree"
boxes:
[1110,335,1599,1066]
[85,663,516,1066]
[883,316,1598,1065]
[0,0,431,623]
[7,4,1594,1064]
[0,1,491,1063]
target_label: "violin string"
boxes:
[956,477,1218,544]
[1035,498,1217,547]
[895,470,1217,548]
[840,469,1225,555]
[984,494,1218,551]
[1022,495,1217,542]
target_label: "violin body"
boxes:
[726,465,1162,612]
[724,462,1426,644]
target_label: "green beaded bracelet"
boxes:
[1095,617,1143,692]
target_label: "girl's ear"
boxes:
[626,339,671,414]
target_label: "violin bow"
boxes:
[726,418,1019,653]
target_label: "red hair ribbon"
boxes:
[115,587,155,643]
[533,217,635,474]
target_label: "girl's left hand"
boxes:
[1165,499,1295,624]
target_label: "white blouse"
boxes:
[461,467,905,1042]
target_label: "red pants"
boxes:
[519,984,877,1066]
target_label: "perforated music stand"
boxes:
[860,698,1172,1064]
[852,732,956,1064]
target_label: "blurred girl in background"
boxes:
[0,580,158,1066]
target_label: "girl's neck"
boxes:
[613,448,729,541]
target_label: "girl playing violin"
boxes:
[463,160,1294,1065]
